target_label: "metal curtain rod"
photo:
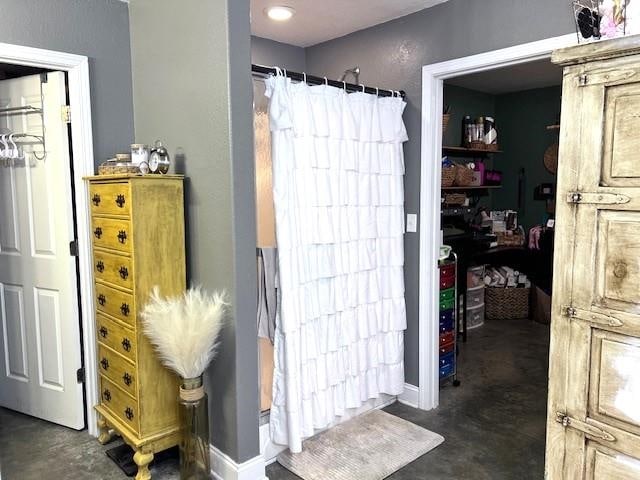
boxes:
[252,64,406,99]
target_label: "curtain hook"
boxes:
[342,81,347,91]
[375,87,379,96]
[324,76,328,86]
[396,90,401,98]
[303,72,307,83]
[360,84,365,93]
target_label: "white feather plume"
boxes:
[140,286,228,379]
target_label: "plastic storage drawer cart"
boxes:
[438,252,460,387]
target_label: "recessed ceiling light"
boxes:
[265,6,295,21]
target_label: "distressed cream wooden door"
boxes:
[546,37,640,479]
[0,72,84,429]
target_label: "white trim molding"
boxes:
[397,383,419,409]
[418,33,577,411]
[211,445,268,480]
[0,42,97,434]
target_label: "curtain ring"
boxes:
[342,81,347,91]
[375,87,379,96]
[360,84,365,93]
[303,72,307,83]
[324,76,328,86]
[396,90,401,98]
[274,66,282,76]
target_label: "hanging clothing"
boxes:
[265,72,408,453]
[257,248,278,342]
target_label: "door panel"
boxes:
[0,72,84,429]
[0,283,28,380]
[587,446,640,479]
[589,331,640,434]
[547,43,640,479]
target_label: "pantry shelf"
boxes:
[441,185,502,191]
[443,146,502,156]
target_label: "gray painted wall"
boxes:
[305,0,575,386]
[129,0,259,463]
[0,0,133,166]
[252,35,306,71]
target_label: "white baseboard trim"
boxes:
[210,445,267,480]
[397,383,420,409]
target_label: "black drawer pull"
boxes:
[120,303,130,316]
[125,407,134,421]
[119,266,129,280]
[92,193,101,206]
[103,389,111,402]
[96,260,105,273]
[122,338,131,352]
[94,227,103,239]
[98,294,106,306]
[99,326,108,338]
[100,358,109,370]
[117,230,127,244]
[115,194,126,208]
[122,372,132,386]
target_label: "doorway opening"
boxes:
[0,42,96,435]
[418,33,577,411]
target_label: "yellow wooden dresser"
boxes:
[86,174,185,480]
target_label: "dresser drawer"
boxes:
[95,283,135,327]
[96,313,136,363]
[91,217,132,253]
[93,250,134,291]
[89,182,131,217]
[100,374,139,434]
[97,344,137,398]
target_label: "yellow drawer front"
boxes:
[97,344,137,398]
[95,282,135,327]
[99,374,139,434]
[89,182,131,217]
[91,217,132,253]
[96,313,136,363]
[93,249,134,291]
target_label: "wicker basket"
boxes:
[442,114,451,135]
[485,286,530,320]
[454,165,475,186]
[444,193,466,205]
[495,231,525,246]
[442,165,456,187]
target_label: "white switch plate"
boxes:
[406,213,417,233]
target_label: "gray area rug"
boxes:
[277,409,444,480]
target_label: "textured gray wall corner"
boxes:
[304,0,575,385]
[251,35,307,71]
[128,0,259,464]
[0,0,134,166]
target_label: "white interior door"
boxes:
[0,72,84,429]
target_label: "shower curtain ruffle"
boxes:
[266,74,408,453]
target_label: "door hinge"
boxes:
[563,305,624,328]
[555,412,615,442]
[566,191,630,205]
[578,74,589,86]
[61,105,71,124]
[69,239,78,257]
[76,367,85,383]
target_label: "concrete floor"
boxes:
[267,319,550,480]
[0,318,549,480]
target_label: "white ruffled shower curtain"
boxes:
[265,72,408,453]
